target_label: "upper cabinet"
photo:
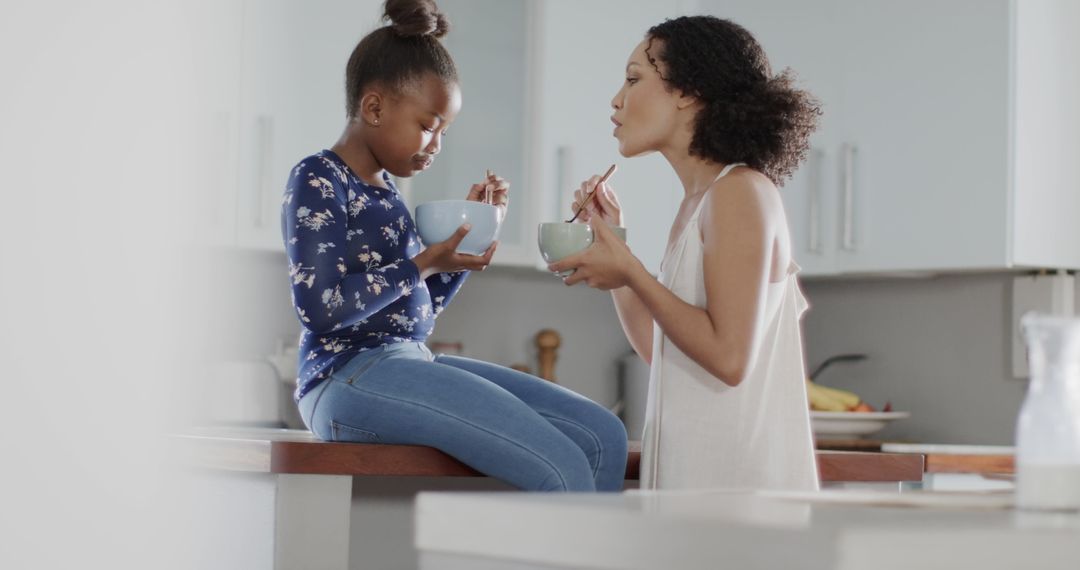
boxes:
[406,0,534,265]
[213,0,1080,275]
[235,0,384,251]
[410,0,693,271]
[526,0,697,273]
[708,0,1080,275]
[199,0,383,252]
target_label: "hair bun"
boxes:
[384,0,450,38]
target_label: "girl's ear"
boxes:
[357,91,384,127]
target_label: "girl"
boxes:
[549,16,822,491]
[282,0,627,492]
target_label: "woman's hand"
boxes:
[571,175,623,226]
[548,217,644,290]
[413,224,497,279]
[466,171,509,221]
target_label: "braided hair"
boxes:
[645,16,821,185]
[344,0,458,117]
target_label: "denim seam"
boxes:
[343,351,384,385]
[306,376,332,430]
[330,420,380,442]
[342,382,571,490]
[539,414,603,479]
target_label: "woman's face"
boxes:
[367,73,462,178]
[610,39,685,158]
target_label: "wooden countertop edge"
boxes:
[174,435,924,482]
[923,454,1015,475]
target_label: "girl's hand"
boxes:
[571,175,624,226]
[467,171,509,221]
[548,217,643,290]
[413,224,497,279]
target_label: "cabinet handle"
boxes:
[840,143,857,252]
[253,115,273,228]
[556,145,573,219]
[808,148,824,254]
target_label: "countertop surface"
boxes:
[415,489,1080,570]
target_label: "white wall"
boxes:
[1,2,216,568]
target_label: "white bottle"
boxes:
[1016,313,1080,511]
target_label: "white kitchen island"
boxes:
[415,489,1080,570]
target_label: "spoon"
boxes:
[566,164,617,223]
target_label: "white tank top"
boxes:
[640,163,820,491]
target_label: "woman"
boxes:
[282,0,627,492]
[549,16,821,491]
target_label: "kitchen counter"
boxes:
[415,489,1080,570]
[177,427,924,483]
[177,428,926,570]
[881,443,1015,474]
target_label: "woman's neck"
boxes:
[331,124,388,188]
[661,148,729,199]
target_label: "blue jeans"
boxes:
[297,342,627,492]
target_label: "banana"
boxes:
[806,380,849,412]
[808,381,861,409]
[806,380,862,411]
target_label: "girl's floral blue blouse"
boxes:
[281,150,467,400]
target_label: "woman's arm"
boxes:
[627,177,775,385]
[611,286,654,364]
[551,174,776,386]
[565,176,656,361]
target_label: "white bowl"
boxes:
[415,200,501,255]
[810,411,910,438]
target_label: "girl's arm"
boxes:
[424,270,469,316]
[420,171,508,316]
[284,159,421,335]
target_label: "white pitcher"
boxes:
[1016,313,1080,510]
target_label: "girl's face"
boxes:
[365,73,462,178]
[610,39,688,158]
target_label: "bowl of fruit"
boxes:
[805,354,909,438]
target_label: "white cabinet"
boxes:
[414,0,695,271]
[701,0,845,276]
[190,0,243,249]
[407,0,534,265]
[235,0,384,251]
[706,0,1080,275]
[528,0,696,273]
[196,0,383,251]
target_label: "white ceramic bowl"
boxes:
[810,411,911,438]
[537,222,627,277]
[415,200,501,255]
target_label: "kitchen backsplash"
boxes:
[799,273,1076,445]
[225,249,1078,445]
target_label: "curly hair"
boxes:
[344,0,457,117]
[645,16,821,186]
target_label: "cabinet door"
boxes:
[704,0,846,276]
[532,0,691,274]
[190,0,243,247]
[406,0,534,266]
[834,0,1011,273]
[236,0,384,251]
